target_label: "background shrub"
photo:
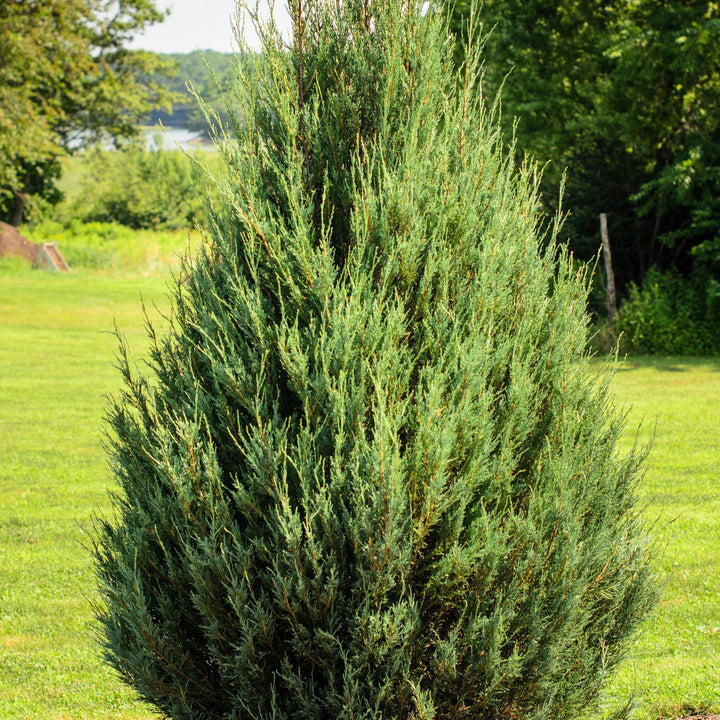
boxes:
[94,3,657,719]
[0,252,34,275]
[617,266,720,355]
[75,139,216,230]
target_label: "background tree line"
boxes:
[141,49,239,135]
[446,0,720,352]
[2,0,718,352]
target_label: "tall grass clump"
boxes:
[22,220,199,275]
[93,2,657,718]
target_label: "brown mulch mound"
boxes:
[0,221,40,264]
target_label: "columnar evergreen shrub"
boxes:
[94,2,657,718]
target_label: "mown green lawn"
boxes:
[0,270,718,719]
[597,356,720,719]
[0,272,167,720]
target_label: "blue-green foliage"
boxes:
[94,2,657,719]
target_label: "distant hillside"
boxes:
[145,50,241,135]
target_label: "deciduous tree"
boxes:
[445,0,720,303]
[0,0,176,224]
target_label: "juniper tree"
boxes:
[94,2,657,718]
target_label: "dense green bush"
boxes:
[94,2,657,719]
[618,266,720,355]
[76,139,214,230]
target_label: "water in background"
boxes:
[68,126,215,151]
[144,126,214,151]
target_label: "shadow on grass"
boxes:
[614,356,720,374]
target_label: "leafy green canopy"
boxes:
[445,0,720,302]
[95,2,656,719]
[0,0,175,224]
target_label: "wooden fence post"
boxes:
[600,213,617,321]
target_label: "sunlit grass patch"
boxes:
[595,356,720,719]
[0,274,169,719]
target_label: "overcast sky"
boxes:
[128,1,293,54]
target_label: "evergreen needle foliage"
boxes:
[93,2,657,718]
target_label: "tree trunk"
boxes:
[10,190,26,227]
